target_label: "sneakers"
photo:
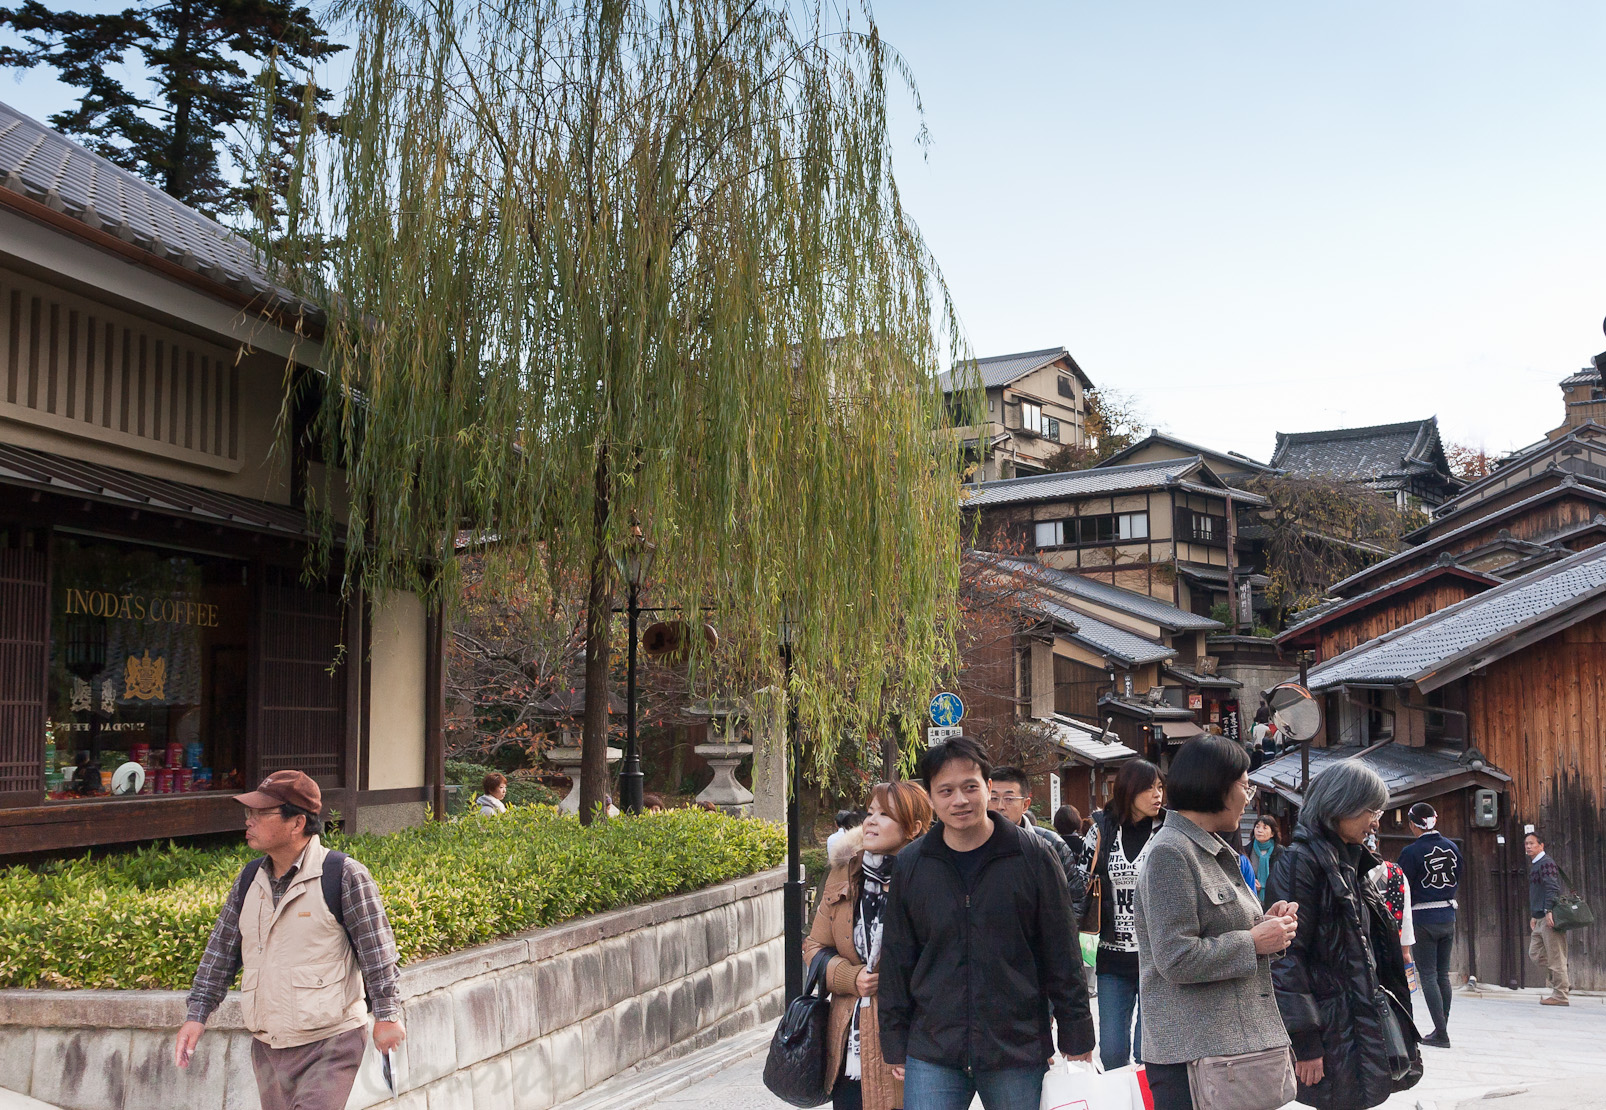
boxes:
[1541,996,1570,1006]
[1421,1031,1452,1048]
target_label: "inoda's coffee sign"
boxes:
[63,587,222,628]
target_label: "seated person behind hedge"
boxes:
[805,780,934,1110]
[175,771,406,1110]
[477,771,509,815]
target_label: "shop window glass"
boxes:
[46,535,249,801]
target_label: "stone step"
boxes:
[552,1022,775,1110]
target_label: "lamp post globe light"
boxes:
[778,606,805,1002]
[614,521,656,815]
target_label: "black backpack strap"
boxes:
[321,850,374,1014]
[229,857,266,918]
[321,850,348,931]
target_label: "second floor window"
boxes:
[1035,511,1148,549]
[1019,402,1061,441]
[1179,509,1228,545]
[1058,375,1076,399]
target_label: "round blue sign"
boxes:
[929,692,965,728]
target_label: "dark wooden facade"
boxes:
[1281,569,1498,664]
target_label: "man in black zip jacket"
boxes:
[879,737,1095,1110]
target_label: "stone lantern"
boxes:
[688,697,753,815]
[538,688,624,815]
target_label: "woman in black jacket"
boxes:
[1267,762,1422,1110]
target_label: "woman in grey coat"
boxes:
[1134,737,1299,1110]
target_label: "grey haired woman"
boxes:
[1267,761,1422,1109]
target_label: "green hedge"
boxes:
[0,807,784,990]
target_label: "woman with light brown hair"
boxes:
[803,780,934,1110]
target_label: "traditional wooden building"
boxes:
[965,455,1267,618]
[1096,430,1278,489]
[1277,560,1501,664]
[940,347,1093,481]
[0,101,445,856]
[1269,418,1463,512]
[1256,544,1606,990]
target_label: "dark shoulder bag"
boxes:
[1551,861,1595,932]
[1078,823,1102,935]
[761,947,837,1107]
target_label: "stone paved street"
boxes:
[564,986,1606,1110]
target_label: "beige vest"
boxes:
[238,836,368,1048]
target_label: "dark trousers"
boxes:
[250,1027,367,1110]
[1414,918,1455,1034]
[1144,1061,1195,1110]
[833,1077,864,1110]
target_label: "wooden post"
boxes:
[341,582,364,835]
[425,597,447,821]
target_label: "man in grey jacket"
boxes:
[990,766,1090,919]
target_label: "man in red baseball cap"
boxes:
[174,770,406,1109]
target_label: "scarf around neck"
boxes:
[846,851,892,1079]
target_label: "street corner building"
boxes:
[0,101,446,857]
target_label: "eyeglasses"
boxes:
[244,807,282,822]
[1239,780,1257,804]
[991,793,1025,804]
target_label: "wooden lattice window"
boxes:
[259,573,346,783]
[0,531,48,802]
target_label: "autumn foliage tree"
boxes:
[1041,387,1148,471]
[1445,442,1495,483]
[1245,475,1420,627]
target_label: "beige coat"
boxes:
[802,828,902,1110]
[238,836,368,1048]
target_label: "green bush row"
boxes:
[0,807,785,990]
[445,759,562,807]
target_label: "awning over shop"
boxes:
[1160,720,1207,742]
[1249,742,1511,809]
[1163,665,1243,690]
[1039,715,1140,766]
[0,443,316,538]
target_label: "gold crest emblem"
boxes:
[124,651,166,701]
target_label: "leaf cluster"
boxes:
[0,807,783,990]
[273,0,969,769]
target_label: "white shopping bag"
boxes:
[1040,1059,1138,1110]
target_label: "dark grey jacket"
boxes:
[1133,812,1290,1066]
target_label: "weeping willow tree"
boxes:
[274,0,972,821]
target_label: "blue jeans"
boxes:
[1097,972,1142,1071]
[903,1057,1046,1110]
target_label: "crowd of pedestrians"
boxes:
[795,735,1460,1110]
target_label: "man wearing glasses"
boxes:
[990,766,1089,919]
[174,770,405,1110]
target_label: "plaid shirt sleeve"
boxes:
[342,859,402,1023]
[185,871,247,1025]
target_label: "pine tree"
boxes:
[0,0,342,219]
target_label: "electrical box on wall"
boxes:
[1472,788,1500,829]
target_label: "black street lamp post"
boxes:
[780,609,805,1002]
[615,524,656,815]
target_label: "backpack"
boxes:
[230,850,372,1012]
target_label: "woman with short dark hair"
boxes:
[1084,759,1163,1071]
[476,772,508,816]
[1053,804,1086,857]
[1134,737,1297,1110]
[1268,762,1422,1108]
[1246,815,1284,908]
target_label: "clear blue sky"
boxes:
[5,3,1604,461]
[871,1,1606,461]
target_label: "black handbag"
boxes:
[1376,988,1413,1081]
[1551,862,1596,932]
[762,948,838,1107]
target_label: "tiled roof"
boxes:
[1328,474,1606,596]
[1424,429,1606,523]
[1277,561,1501,644]
[1042,715,1140,764]
[0,442,312,537]
[938,346,1092,393]
[1096,432,1277,476]
[1037,598,1175,666]
[1560,367,1600,388]
[1306,543,1606,690]
[963,456,1202,507]
[1251,742,1509,805]
[1269,418,1453,486]
[0,99,286,302]
[975,553,1222,631]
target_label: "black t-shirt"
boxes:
[947,823,1001,890]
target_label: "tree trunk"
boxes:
[167,0,194,202]
[579,447,612,825]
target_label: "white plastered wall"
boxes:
[368,589,427,789]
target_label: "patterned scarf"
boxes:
[845,851,891,1079]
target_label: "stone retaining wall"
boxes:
[0,867,785,1110]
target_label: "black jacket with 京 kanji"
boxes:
[877,814,1095,1071]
